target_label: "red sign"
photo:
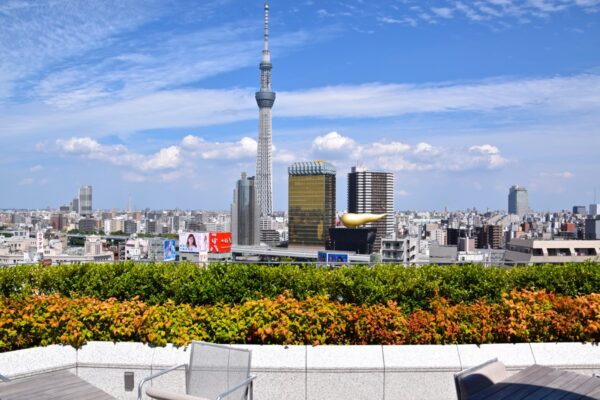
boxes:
[209,232,232,253]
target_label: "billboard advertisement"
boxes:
[179,232,208,253]
[36,231,44,253]
[163,239,176,262]
[328,253,349,263]
[209,232,232,253]
[318,251,349,263]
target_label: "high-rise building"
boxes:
[573,206,587,215]
[71,198,79,214]
[447,228,469,246]
[231,172,260,246]
[288,161,336,248]
[79,185,93,217]
[78,218,97,233]
[255,2,275,217]
[50,213,66,231]
[347,166,394,252]
[124,220,137,235]
[585,216,600,240]
[508,185,528,216]
[476,224,504,249]
[590,204,600,217]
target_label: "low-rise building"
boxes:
[505,239,600,264]
[381,236,418,263]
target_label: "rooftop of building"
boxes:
[288,161,336,176]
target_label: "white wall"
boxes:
[1,342,599,400]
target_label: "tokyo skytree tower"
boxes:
[255,2,275,217]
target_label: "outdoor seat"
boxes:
[145,386,210,400]
[454,358,508,400]
[138,341,255,400]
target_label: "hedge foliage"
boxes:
[0,290,598,351]
[1,262,599,310]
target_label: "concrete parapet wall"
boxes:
[1,342,599,400]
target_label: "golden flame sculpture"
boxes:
[340,213,386,228]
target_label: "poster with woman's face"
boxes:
[163,239,176,261]
[179,232,208,253]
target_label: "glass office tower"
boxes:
[231,172,260,246]
[288,161,336,247]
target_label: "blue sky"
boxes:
[1,0,599,212]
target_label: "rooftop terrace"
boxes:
[1,342,599,400]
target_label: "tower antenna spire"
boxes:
[255,2,275,217]
[264,2,269,51]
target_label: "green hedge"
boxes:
[0,262,599,310]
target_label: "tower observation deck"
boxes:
[255,2,275,217]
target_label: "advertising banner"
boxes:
[327,253,349,263]
[209,232,232,253]
[179,232,208,253]
[318,251,348,263]
[317,251,327,262]
[163,239,176,262]
[36,231,44,253]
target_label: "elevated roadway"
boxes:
[231,245,371,263]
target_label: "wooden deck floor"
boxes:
[0,370,116,400]
[469,365,600,400]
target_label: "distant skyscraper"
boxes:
[255,2,275,217]
[347,166,394,252]
[79,185,93,217]
[71,197,79,214]
[288,161,336,248]
[573,206,587,215]
[231,172,260,246]
[590,204,599,217]
[508,185,528,216]
[585,216,600,240]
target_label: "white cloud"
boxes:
[414,142,442,156]
[454,2,485,21]
[182,135,257,160]
[378,157,421,171]
[274,149,297,164]
[431,7,454,18]
[140,146,181,171]
[277,75,600,120]
[54,137,179,172]
[377,16,418,27]
[397,190,411,197]
[468,144,509,169]
[312,131,358,152]
[3,74,600,140]
[540,171,575,179]
[363,141,411,156]
[310,131,510,172]
[0,0,166,102]
[469,144,500,155]
[29,165,43,172]
[51,134,264,183]
[372,0,600,27]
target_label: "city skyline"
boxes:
[1,0,599,211]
